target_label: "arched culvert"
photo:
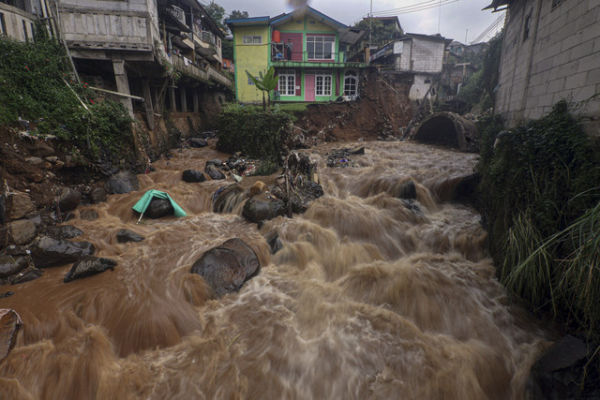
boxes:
[412,112,479,152]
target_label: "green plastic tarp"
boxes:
[132,189,187,218]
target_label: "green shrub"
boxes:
[0,35,132,158]
[216,104,291,162]
[478,101,600,335]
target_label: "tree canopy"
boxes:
[204,1,226,31]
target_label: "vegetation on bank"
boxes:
[455,32,504,111]
[216,104,292,168]
[0,30,132,158]
[477,101,600,337]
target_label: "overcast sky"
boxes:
[212,0,504,44]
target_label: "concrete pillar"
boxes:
[142,80,155,130]
[169,87,176,111]
[180,87,188,112]
[193,89,199,113]
[112,60,133,117]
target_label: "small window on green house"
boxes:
[243,35,262,44]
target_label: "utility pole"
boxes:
[369,0,373,47]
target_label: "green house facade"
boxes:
[226,7,366,103]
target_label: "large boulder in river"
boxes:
[64,256,117,283]
[8,219,36,245]
[105,171,139,194]
[7,192,35,221]
[30,236,95,268]
[144,198,174,219]
[182,169,206,183]
[189,138,208,148]
[190,238,260,297]
[242,196,286,224]
[58,188,81,212]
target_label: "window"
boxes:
[278,72,295,96]
[0,13,5,35]
[307,36,335,60]
[315,74,332,96]
[22,20,28,42]
[243,35,262,44]
[343,71,358,96]
[30,22,34,41]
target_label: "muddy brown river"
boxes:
[0,141,547,399]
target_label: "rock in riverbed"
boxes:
[182,169,206,183]
[30,236,95,268]
[0,309,22,363]
[190,238,260,297]
[64,257,117,283]
[116,229,145,243]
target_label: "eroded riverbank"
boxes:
[0,141,548,399]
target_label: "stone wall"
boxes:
[496,0,600,136]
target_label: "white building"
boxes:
[370,33,451,101]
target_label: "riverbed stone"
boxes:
[105,171,139,194]
[0,255,28,278]
[46,225,83,240]
[116,229,145,243]
[64,256,117,283]
[30,236,95,268]
[8,219,36,245]
[191,238,260,297]
[58,188,81,212]
[7,192,35,221]
[242,196,286,224]
[205,164,225,180]
[182,169,207,183]
[8,266,43,285]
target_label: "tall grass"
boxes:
[478,101,600,336]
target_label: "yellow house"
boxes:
[226,7,366,103]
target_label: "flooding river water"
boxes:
[0,141,547,399]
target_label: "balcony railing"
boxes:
[168,53,231,87]
[270,44,346,63]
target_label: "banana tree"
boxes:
[246,67,278,110]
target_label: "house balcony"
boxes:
[270,44,366,68]
[168,53,232,88]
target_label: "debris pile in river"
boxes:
[326,146,365,168]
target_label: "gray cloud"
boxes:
[218,0,504,44]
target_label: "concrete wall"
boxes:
[411,38,445,73]
[496,0,600,135]
[0,2,36,42]
[409,74,434,101]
